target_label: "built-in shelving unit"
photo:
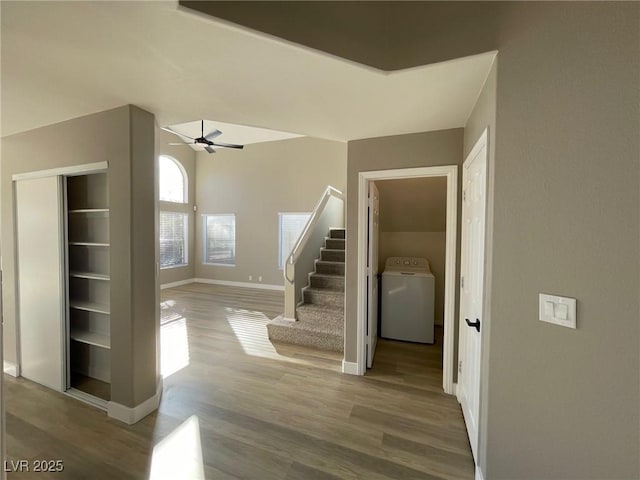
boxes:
[66,172,111,403]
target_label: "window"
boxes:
[278,213,311,269]
[159,155,187,203]
[203,214,236,266]
[160,212,188,268]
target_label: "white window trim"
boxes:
[202,213,237,267]
[160,211,189,269]
[161,263,188,270]
[159,155,188,204]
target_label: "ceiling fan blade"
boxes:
[205,129,222,141]
[161,126,195,141]
[168,142,190,146]
[204,146,216,154]
[211,141,244,149]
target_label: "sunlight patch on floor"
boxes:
[224,307,315,365]
[224,307,279,357]
[149,415,204,480]
[160,298,190,378]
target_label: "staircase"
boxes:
[267,228,345,352]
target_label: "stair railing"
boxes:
[283,186,344,320]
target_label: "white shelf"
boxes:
[69,242,110,247]
[69,300,110,315]
[69,271,110,281]
[68,208,109,214]
[70,329,111,349]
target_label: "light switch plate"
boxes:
[539,293,576,329]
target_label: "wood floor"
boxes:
[5,283,473,479]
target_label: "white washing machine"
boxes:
[381,257,435,344]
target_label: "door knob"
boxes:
[465,318,481,332]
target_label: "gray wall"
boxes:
[483,4,639,478]
[342,3,639,477]
[1,105,159,408]
[195,136,347,286]
[345,128,464,360]
[377,177,447,325]
[157,128,196,286]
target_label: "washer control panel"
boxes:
[385,257,430,269]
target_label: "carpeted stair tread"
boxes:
[320,248,345,262]
[303,287,345,295]
[325,237,346,250]
[296,304,344,323]
[268,315,341,335]
[303,287,344,308]
[315,260,345,276]
[296,302,343,313]
[267,315,343,352]
[329,228,346,239]
[310,272,344,279]
[309,273,345,291]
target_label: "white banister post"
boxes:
[284,263,296,319]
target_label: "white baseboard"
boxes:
[341,360,360,375]
[160,278,195,290]
[108,378,163,425]
[3,361,19,377]
[194,278,284,291]
[475,465,485,480]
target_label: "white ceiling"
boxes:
[1,1,496,141]
[167,120,302,149]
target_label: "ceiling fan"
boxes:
[162,120,244,154]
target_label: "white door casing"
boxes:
[355,166,458,392]
[15,176,66,391]
[457,129,488,462]
[366,181,380,368]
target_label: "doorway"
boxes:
[356,165,458,394]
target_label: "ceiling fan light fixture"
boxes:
[163,120,244,154]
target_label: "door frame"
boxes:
[356,165,458,394]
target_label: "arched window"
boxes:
[159,155,187,203]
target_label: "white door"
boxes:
[366,181,380,368]
[457,131,488,462]
[16,176,66,391]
